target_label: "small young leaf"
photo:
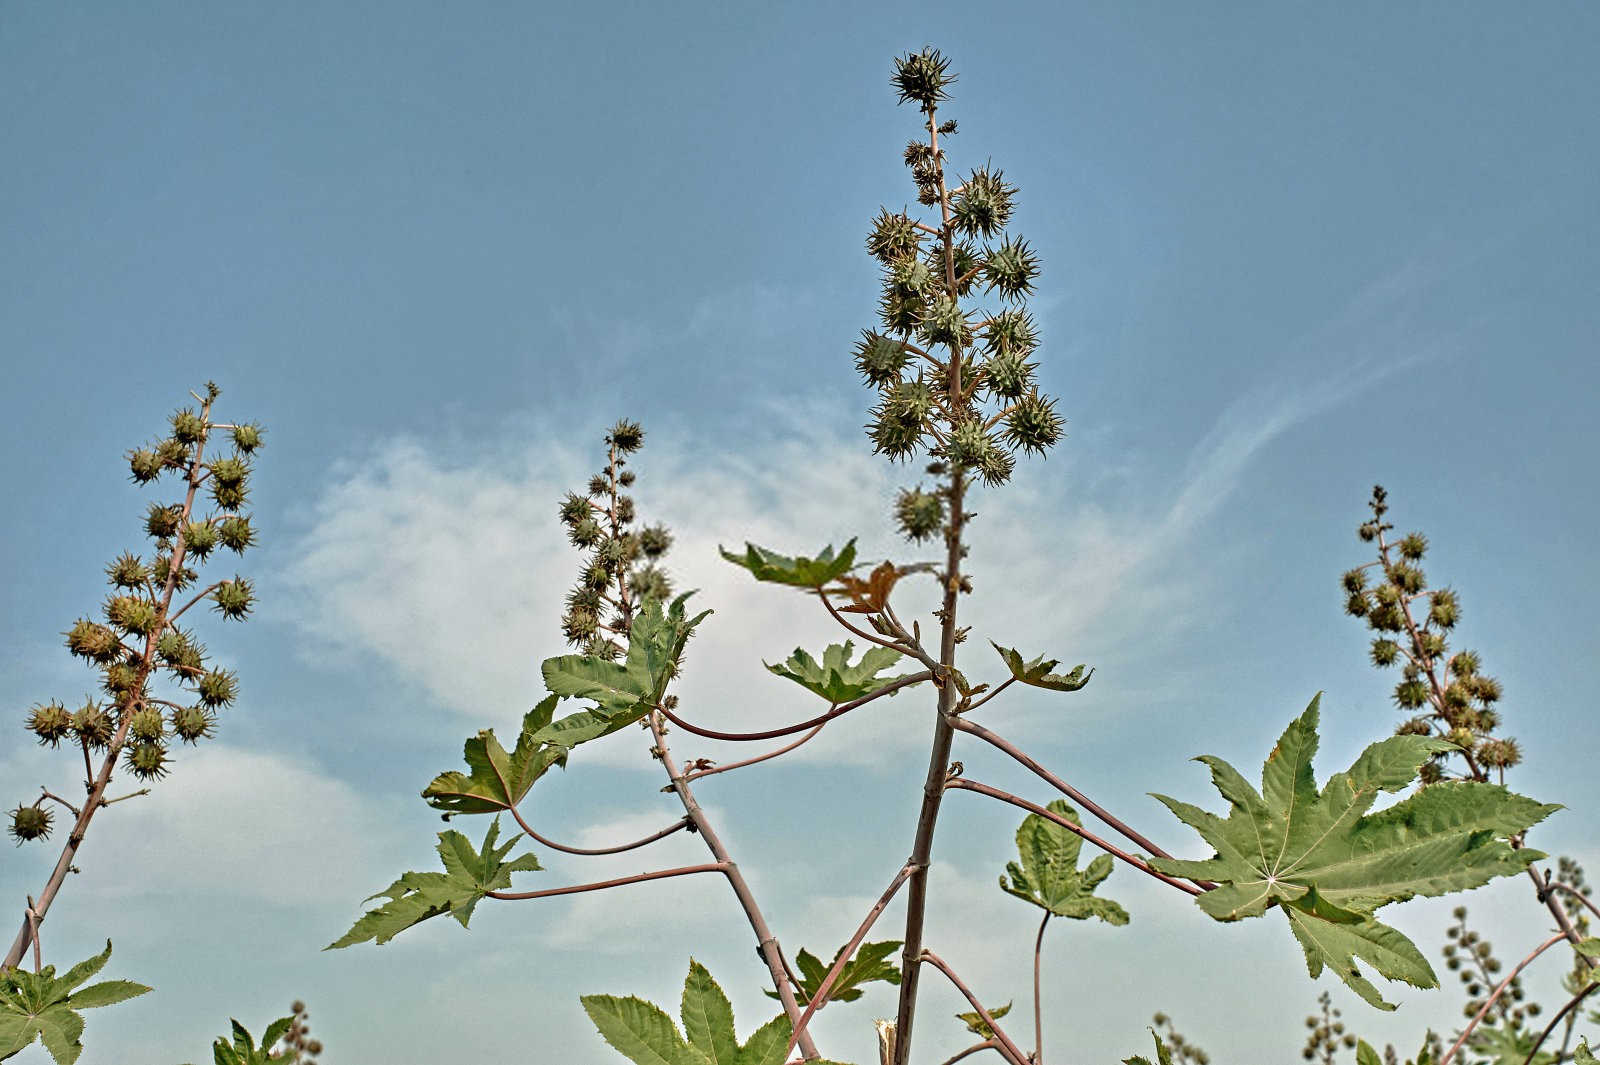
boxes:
[990,641,1093,692]
[1124,1029,1174,1065]
[763,940,901,1006]
[423,696,568,813]
[999,799,1129,924]
[720,540,858,589]
[1355,1040,1383,1065]
[954,1000,1011,1038]
[765,642,917,704]
[1574,1039,1597,1065]
[827,561,905,613]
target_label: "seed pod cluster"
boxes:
[1299,991,1356,1064]
[556,420,673,658]
[1443,906,1541,1029]
[10,384,264,842]
[859,49,1066,544]
[1343,485,1516,783]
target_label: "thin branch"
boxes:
[784,861,917,1060]
[165,581,224,625]
[508,807,691,856]
[937,1041,1002,1065]
[1438,932,1567,1065]
[98,789,150,808]
[655,671,932,742]
[964,676,1015,714]
[484,862,726,901]
[24,898,40,973]
[820,590,913,656]
[1537,877,1600,924]
[945,779,1203,897]
[686,724,829,781]
[37,791,81,818]
[1034,911,1050,1064]
[1520,978,1600,1065]
[919,950,1031,1065]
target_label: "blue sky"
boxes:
[2,4,1597,1063]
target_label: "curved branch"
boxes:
[484,862,726,901]
[508,807,692,856]
[656,671,932,742]
[818,590,916,657]
[686,724,829,781]
[1439,932,1567,1065]
[1537,878,1600,924]
[945,778,1204,897]
[919,950,1032,1065]
[1520,978,1600,1065]
[937,1041,1002,1065]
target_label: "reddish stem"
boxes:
[508,807,691,856]
[1439,933,1566,1065]
[919,950,1031,1065]
[485,862,725,901]
[655,671,931,742]
[686,723,829,781]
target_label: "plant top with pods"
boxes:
[325,50,1577,1065]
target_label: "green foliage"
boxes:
[1149,696,1556,1009]
[765,642,916,703]
[720,540,858,590]
[422,696,568,814]
[954,1000,1010,1039]
[762,941,902,1007]
[583,960,826,1065]
[0,941,150,1065]
[327,817,540,949]
[1125,1030,1175,1065]
[999,799,1128,924]
[181,1016,295,1065]
[990,641,1094,693]
[538,593,711,748]
[1576,1039,1598,1065]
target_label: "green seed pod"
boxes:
[869,412,923,461]
[615,495,635,524]
[951,167,1015,238]
[170,408,206,444]
[981,349,1035,400]
[918,294,972,347]
[866,208,923,265]
[1340,568,1367,594]
[983,308,1039,357]
[582,635,623,661]
[1396,716,1434,736]
[1003,392,1064,456]
[152,553,198,591]
[155,438,191,470]
[569,517,603,548]
[209,456,248,488]
[1369,638,1400,667]
[197,668,238,708]
[66,619,122,662]
[72,701,115,749]
[231,422,265,453]
[878,286,924,335]
[639,524,672,559]
[1373,583,1401,607]
[618,469,637,487]
[581,562,611,592]
[982,236,1040,302]
[1394,678,1430,709]
[608,419,645,453]
[890,257,935,298]
[1429,589,1460,628]
[882,378,936,429]
[218,516,256,553]
[211,478,248,511]
[105,552,150,590]
[1468,675,1503,704]
[628,564,672,603]
[562,609,599,644]
[566,584,604,616]
[7,804,52,845]
[1344,591,1371,618]
[26,702,73,747]
[128,448,163,483]
[558,492,591,527]
[891,47,954,112]
[974,447,1015,487]
[125,742,172,781]
[105,595,160,636]
[102,661,142,697]
[1398,532,1428,560]
[182,520,219,559]
[127,706,165,743]
[1443,682,1471,710]
[1368,604,1404,632]
[169,704,214,744]
[1357,521,1379,542]
[145,503,183,540]
[212,578,254,621]
[1449,650,1481,678]
[894,487,945,542]
[946,241,982,297]
[1389,562,1426,594]
[1419,631,1447,657]
[587,474,610,497]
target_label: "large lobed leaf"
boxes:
[422,695,568,813]
[990,641,1093,693]
[765,641,917,704]
[1148,694,1558,1009]
[720,540,858,589]
[327,817,540,949]
[538,593,711,748]
[764,940,901,1007]
[999,799,1129,924]
[584,959,818,1065]
[0,941,150,1065]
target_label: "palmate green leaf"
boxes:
[182,1015,296,1065]
[955,1000,1011,1038]
[765,641,916,703]
[326,816,540,949]
[1469,1023,1558,1065]
[999,799,1129,924]
[1123,1030,1174,1065]
[1148,694,1558,1009]
[764,940,901,1006]
[720,539,858,589]
[990,641,1093,692]
[422,695,568,813]
[584,960,805,1065]
[0,941,150,1065]
[538,593,711,748]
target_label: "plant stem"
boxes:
[1438,932,1566,1065]
[685,723,828,781]
[1520,978,1600,1065]
[919,950,1031,1065]
[1033,911,1050,1064]
[485,863,726,901]
[655,671,931,742]
[507,808,691,856]
[936,1041,1001,1065]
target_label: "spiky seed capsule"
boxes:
[1368,605,1404,632]
[1389,563,1426,594]
[1443,682,1471,710]
[127,706,165,743]
[562,517,601,549]
[105,595,160,636]
[562,609,599,644]
[218,516,256,553]
[1429,589,1460,628]
[209,457,248,488]
[891,257,935,297]
[171,408,206,443]
[878,287,924,336]
[1398,532,1428,560]
[8,805,52,845]
[72,702,114,748]
[869,411,923,461]
[946,241,982,297]
[197,669,238,707]
[587,474,610,497]
[182,520,218,559]
[581,563,610,592]
[904,139,935,167]
[212,477,248,511]
[894,487,945,542]
[146,503,182,539]
[608,420,645,453]
[231,423,264,453]
[157,630,203,671]
[27,702,73,746]
[152,554,198,592]
[938,119,957,135]
[983,237,1041,302]
[1369,638,1400,667]
[1419,631,1447,657]
[1374,584,1400,606]
[128,449,163,483]
[975,447,1016,487]
[915,182,940,206]
[981,349,1034,401]
[106,553,150,590]
[103,662,141,696]
[1396,717,1434,736]
[984,308,1039,357]
[125,742,172,781]
[559,493,591,527]
[866,209,922,265]
[1003,393,1064,456]
[1467,675,1502,704]
[1358,522,1378,542]
[1394,678,1430,709]
[155,438,190,469]
[67,619,122,662]
[639,524,672,559]
[918,294,972,347]
[582,635,623,661]
[567,585,603,615]
[951,167,1015,238]
[1449,650,1481,678]
[628,565,672,603]
[169,705,215,744]
[891,47,955,112]
[616,495,635,524]
[1344,591,1371,617]
[212,578,254,621]
[1341,568,1367,594]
